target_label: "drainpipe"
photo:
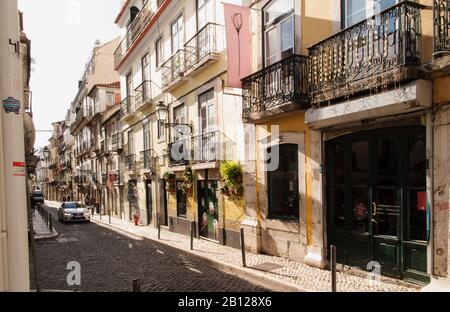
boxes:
[426,110,434,278]
[0,0,30,291]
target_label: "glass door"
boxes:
[327,127,428,282]
[372,135,402,277]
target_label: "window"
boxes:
[176,180,187,218]
[171,14,184,53]
[263,0,294,66]
[267,144,299,220]
[127,131,134,156]
[106,92,115,106]
[197,0,214,29]
[343,0,397,28]
[157,120,165,140]
[143,122,151,151]
[155,37,163,67]
[198,89,215,134]
[142,53,150,82]
[141,54,150,100]
[172,104,186,142]
[126,72,133,98]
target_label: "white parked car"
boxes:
[58,202,91,223]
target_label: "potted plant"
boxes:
[219,161,244,200]
[164,172,176,194]
[181,168,194,195]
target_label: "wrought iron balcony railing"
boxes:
[434,0,450,54]
[114,0,154,67]
[114,0,166,68]
[102,173,107,185]
[184,23,222,73]
[192,130,220,163]
[110,133,123,153]
[161,49,185,89]
[125,154,137,172]
[168,139,191,166]
[71,108,86,133]
[309,1,423,104]
[242,54,309,120]
[140,149,154,171]
[134,80,154,110]
[120,96,136,118]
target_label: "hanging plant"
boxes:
[164,172,176,194]
[219,161,244,199]
[180,168,194,195]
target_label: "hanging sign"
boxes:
[3,97,21,114]
[13,162,26,177]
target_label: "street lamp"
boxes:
[156,101,193,133]
[42,146,50,161]
[42,146,50,200]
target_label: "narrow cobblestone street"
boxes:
[29,205,269,292]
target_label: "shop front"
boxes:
[326,126,429,283]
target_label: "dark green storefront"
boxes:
[326,126,430,284]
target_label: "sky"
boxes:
[18,0,123,149]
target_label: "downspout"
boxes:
[427,108,435,278]
[0,88,9,291]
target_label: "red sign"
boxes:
[417,192,427,211]
[224,3,252,88]
[13,162,26,177]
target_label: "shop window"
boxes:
[267,143,299,220]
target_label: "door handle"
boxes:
[372,202,377,216]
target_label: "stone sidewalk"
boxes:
[32,209,58,240]
[44,200,422,292]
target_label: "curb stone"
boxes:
[91,217,304,292]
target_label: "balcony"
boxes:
[161,50,186,91]
[70,108,86,134]
[184,23,222,77]
[242,54,309,122]
[120,96,136,120]
[110,133,123,153]
[100,140,106,155]
[102,173,107,185]
[434,0,450,55]
[168,139,191,167]
[309,1,424,105]
[114,0,166,68]
[135,80,155,111]
[125,154,137,173]
[192,130,220,164]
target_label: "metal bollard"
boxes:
[109,210,112,224]
[132,279,141,292]
[240,228,246,268]
[331,245,337,292]
[157,218,161,240]
[190,222,194,251]
[49,216,53,232]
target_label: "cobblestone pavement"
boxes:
[90,214,421,292]
[40,201,424,292]
[29,204,269,292]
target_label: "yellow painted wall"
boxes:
[301,0,336,54]
[256,112,313,246]
[434,76,450,104]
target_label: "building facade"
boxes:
[241,0,450,285]
[70,38,121,206]
[114,0,247,246]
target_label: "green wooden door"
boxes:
[198,180,219,240]
[327,127,429,283]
